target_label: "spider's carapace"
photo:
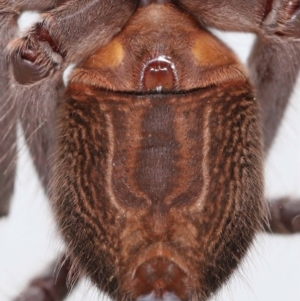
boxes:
[51,5,264,300]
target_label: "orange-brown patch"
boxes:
[192,33,237,67]
[84,39,124,69]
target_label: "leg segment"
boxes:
[173,0,300,37]
[17,77,61,188]
[173,0,266,32]
[265,198,300,233]
[8,0,137,187]
[0,0,65,215]
[9,0,138,84]
[248,39,300,151]
[7,0,58,11]
[14,256,73,301]
[173,0,300,149]
[0,3,19,216]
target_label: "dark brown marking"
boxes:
[135,104,178,201]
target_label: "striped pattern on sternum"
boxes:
[52,95,121,288]
[106,96,207,209]
[52,83,263,294]
[200,95,262,259]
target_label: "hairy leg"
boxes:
[9,0,138,84]
[4,2,137,297]
[173,0,267,32]
[7,0,137,186]
[265,198,300,233]
[247,4,300,233]
[173,0,300,36]
[173,0,300,148]
[0,0,66,215]
[0,3,19,216]
[248,39,300,151]
[14,256,72,301]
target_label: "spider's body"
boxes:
[0,1,300,301]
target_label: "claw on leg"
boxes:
[12,50,52,85]
[263,0,300,38]
[282,8,300,37]
[9,24,63,85]
[265,198,300,234]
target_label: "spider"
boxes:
[0,0,300,301]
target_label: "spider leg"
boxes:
[173,1,300,150]
[0,4,19,216]
[6,0,137,189]
[169,0,300,162]
[0,0,68,215]
[173,0,267,32]
[173,0,300,37]
[8,0,138,85]
[247,1,300,150]
[265,197,300,233]
[17,78,61,188]
[248,39,300,151]
[14,255,73,301]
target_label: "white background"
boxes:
[0,13,299,301]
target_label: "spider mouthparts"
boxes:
[142,58,176,92]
